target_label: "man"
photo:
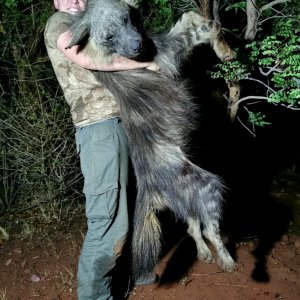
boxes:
[44,0,158,299]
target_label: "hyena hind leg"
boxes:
[202,220,236,272]
[187,218,214,263]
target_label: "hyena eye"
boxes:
[124,16,129,24]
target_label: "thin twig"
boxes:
[190,271,224,276]
[237,115,256,137]
[222,27,244,40]
[259,66,283,76]
[245,77,276,93]
[259,14,294,24]
[233,94,300,111]
[279,104,300,110]
[211,283,249,288]
[234,95,270,107]
[260,0,290,12]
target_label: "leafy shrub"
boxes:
[211,0,300,126]
[0,0,83,217]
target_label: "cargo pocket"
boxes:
[80,121,119,181]
[83,180,119,196]
[84,180,120,220]
[80,120,121,220]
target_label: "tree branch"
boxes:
[199,0,211,18]
[259,66,283,76]
[259,14,294,24]
[213,0,220,23]
[279,104,300,110]
[234,95,270,106]
[260,0,290,12]
[246,77,276,93]
[244,0,260,40]
[237,114,256,137]
[230,95,269,121]
[244,0,290,40]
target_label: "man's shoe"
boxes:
[134,273,159,286]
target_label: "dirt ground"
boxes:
[0,226,300,300]
[1,174,300,300]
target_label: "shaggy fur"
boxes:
[68,0,235,279]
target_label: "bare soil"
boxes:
[0,227,300,300]
[1,174,300,300]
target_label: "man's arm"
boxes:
[57,31,159,71]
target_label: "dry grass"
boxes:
[0,1,84,226]
[57,267,76,293]
[0,289,7,300]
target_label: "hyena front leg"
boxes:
[168,11,220,49]
[169,11,235,61]
[187,217,214,263]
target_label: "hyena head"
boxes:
[67,0,142,58]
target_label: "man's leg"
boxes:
[76,118,129,300]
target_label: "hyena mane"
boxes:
[68,0,235,279]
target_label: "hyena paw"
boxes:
[173,11,202,32]
[197,249,214,264]
[217,255,236,272]
[184,11,207,29]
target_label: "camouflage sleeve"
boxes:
[44,12,73,49]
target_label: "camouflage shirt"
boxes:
[44,12,120,127]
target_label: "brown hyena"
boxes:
[67,0,235,280]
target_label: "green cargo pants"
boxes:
[75,118,129,300]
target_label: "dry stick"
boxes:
[237,115,256,137]
[190,271,224,276]
[211,283,249,288]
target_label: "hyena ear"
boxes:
[121,0,139,8]
[66,21,90,49]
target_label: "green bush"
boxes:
[1,0,299,218]
[141,0,194,31]
[211,0,300,126]
[0,0,83,218]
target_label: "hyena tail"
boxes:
[131,195,164,280]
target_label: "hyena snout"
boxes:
[129,38,142,53]
[118,27,143,57]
